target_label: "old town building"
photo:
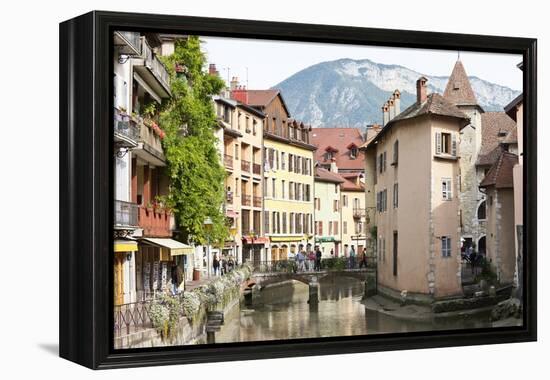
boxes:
[214,92,266,265]
[314,166,344,256]
[479,151,518,285]
[231,83,316,262]
[113,32,192,305]
[364,77,470,301]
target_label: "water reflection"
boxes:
[215,277,493,344]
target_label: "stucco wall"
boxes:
[314,180,342,256]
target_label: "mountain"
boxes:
[273,58,521,128]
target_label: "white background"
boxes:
[0,0,545,378]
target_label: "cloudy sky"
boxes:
[201,36,522,91]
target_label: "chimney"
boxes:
[388,98,395,120]
[416,77,428,104]
[330,158,338,173]
[231,85,248,104]
[382,102,390,126]
[208,63,218,76]
[230,76,239,91]
[393,89,401,116]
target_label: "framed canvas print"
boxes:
[59,11,537,369]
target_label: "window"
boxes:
[383,151,387,171]
[281,152,286,170]
[353,198,360,209]
[272,178,276,198]
[436,132,457,156]
[441,236,452,257]
[290,212,295,233]
[329,221,333,235]
[264,211,270,234]
[289,154,294,172]
[379,153,383,173]
[235,144,239,160]
[318,221,323,235]
[350,147,358,159]
[343,194,348,207]
[393,183,399,208]
[393,140,399,165]
[335,184,338,194]
[282,212,287,234]
[315,197,320,210]
[442,178,452,200]
[333,199,339,212]
[237,112,242,130]
[334,221,339,235]
[289,182,294,200]
[235,178,239,196]
[477,200,487,220]
[253,119,257,135]
[343,221,347,234]
[281,180,286,199]
[245,116,251,133]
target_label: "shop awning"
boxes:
[226,209,238,218]
[114,239,138,252]
[242,236,270,245]
[270,236,304,243]
[140,238,194,256]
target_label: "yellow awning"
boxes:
[270,235,306,242]
[114,240,138,252]
[140,238,194,256]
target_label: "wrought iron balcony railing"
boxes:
[114,108,139,147]
[241,194,251,206]
[241,159,251,172]
[224,154,233,169]
[253,196,262,207]
[252,163,261,175]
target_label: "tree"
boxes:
[159,36,228,246]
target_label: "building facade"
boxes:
[214,94,266,265]
[365,77,469,300]
[231,86,316,262]
[314,167,344,256]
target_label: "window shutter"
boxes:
[383,151,387,172]
[451,133,457,156]
[448,180,453,199]
[436,132,442,154]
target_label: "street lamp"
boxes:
[204,217,213,277]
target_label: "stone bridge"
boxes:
[246,268,377,304]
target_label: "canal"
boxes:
[214,277,494,343]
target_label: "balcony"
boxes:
[253,196,262,208]
[132,118,166,166]
[138,205,172,237]
[241,159,251,172]
[114,31,141,56]
[353,208,366,219]
[114,108,139,148]
[242,194,251,206]
[133,37,171,99]
[224,154,233,169]
[252,163,261,175]
[114,200,139,228]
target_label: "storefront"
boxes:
[242,236,269,266]
[114,239,139,305]
[136,238,193,300]
[315,236,341,257]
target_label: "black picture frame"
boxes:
[59,10,537,369]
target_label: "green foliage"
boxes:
[158,36,228,245]
[475,257,498,285]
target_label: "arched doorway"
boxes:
[478,236,486,256]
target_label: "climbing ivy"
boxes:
[159,36,228,246]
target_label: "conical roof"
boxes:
[444,60,478,106]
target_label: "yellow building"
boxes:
[231,86,316,262]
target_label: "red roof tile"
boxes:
[479,151,518,189]
[443,60,478,106]
[314,167,345,183]
[476,112,517,166]
[311,128,366,171]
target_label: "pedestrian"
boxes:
[296,250,305,272]
[228,255,234,272]
[469,246,477,274]
[170,263,179,295]
[315,246,322,271]
[359,249,368,268]
[212,254,220,276]
[221,255,228,275]
[349,246,356,269]
[308,249,316,272]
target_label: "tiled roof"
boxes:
[311,127,366,171]
[366,93,469,150]
[341,176,365,192]
[479,151,518,189]
[246,90,280,107]
[504,127,518,144]
[314,167,345,184]
[443,60,478,106]
[476,112,517,166]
